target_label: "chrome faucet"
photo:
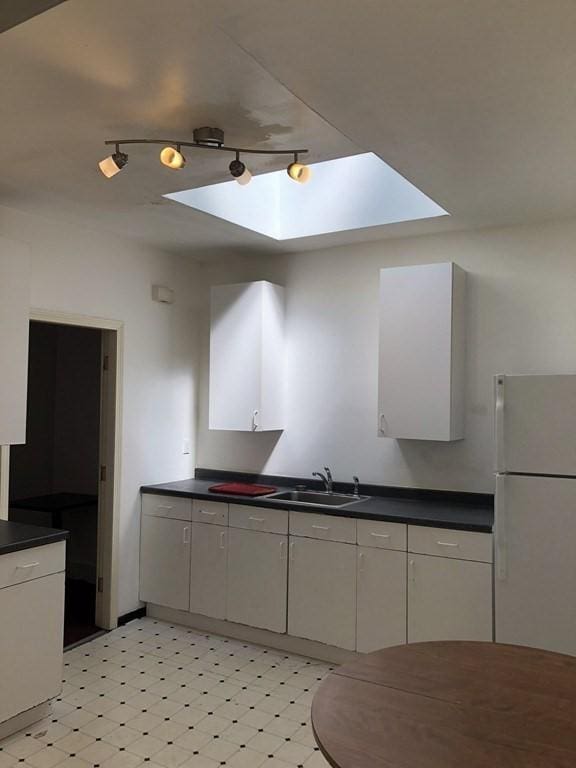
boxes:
[353,476,360,497]
[312,467,333,493]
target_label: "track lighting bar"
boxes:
[99,127,311,185]
[103,138,309,156]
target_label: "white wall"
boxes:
[0,204,201,615]
[197,218,576,493]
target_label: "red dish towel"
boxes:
[208,483,277,497]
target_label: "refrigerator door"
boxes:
[495,374,576,475]
[495,473,576,655]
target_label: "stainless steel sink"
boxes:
[266,490,368,508]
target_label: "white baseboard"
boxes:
[146,604,358,665]
[0,702,51,741]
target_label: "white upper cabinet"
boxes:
[209,281,285,432]
[378,262,466,441]
[0,237,30,444]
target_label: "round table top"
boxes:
[311,641,576,768]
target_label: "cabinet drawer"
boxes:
[290,511,356,543]
[0,541,65,590]
[229,504,288,534]
[142,494,192,521]
[408,526,493,563]
[357,519,407,551]
[192,499,228,526]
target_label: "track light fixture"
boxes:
[160,145,186,169]
[287,154,311,184]
[229,154,252,185]
[98,127,310,185]
[98,146,128,178]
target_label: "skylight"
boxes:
[164,153,448,240]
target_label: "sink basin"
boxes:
[266,490,368,508]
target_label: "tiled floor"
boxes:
[0,618,332,768]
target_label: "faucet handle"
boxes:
[353,476,360,496]
[324,466,333,479]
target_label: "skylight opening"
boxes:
[164,153,448,240]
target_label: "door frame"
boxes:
[0,309,124,630]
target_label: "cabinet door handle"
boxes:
[358,551,365,575]
[312,524,330,531]
[409,559,416,583]
[249,516,265,523]
[289,541,295,563]
[219,531,226,550]
[183,526,190,544]
[370,532,390,539]
[436,541,459,548]
[16,562,40,569]
[379,413,386,434]
[200,509,216,516]
[252,410,259,431]
[280,541,287,560]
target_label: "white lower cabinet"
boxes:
[407,554,493,643]
[226,527,288,633]
[140,515,191,610]
[356,546,407,653]
[189,522,227,619]
[0,541,65,729]
[288,537,357,651]
[140,494,494,653]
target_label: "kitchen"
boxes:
[1,1,576,767]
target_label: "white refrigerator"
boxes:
[495,374,576,655]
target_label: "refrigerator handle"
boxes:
[495,475,507,581]
[495,375,506,472]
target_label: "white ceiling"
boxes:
[1,0,575,258]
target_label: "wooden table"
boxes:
[311,641,576,768]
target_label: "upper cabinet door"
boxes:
[0,237,30,445]
[209,281,285,431]
[378,262,466,441]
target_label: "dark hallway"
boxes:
[9,321,102,646]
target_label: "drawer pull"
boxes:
[200,510,217,516]
[312,524,330,531]
[370,532,391,539]
[16,562,40,569]
[157,505,174,511]
[248,516,265,523]
[436,541,459,548]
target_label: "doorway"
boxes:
[3,311,122,646]
[10,321,101,644]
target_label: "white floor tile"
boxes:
[0,618,329,768]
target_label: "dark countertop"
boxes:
[141,477,494,533]
[0,519,68,556]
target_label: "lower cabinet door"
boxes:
[408,554,493,643]
[356,546,407,653]
[0,572,64,723]
[288,537,356,650]
[140,515,191,610]
[226,528,288,633]
[190,522,227,619]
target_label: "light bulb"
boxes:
[160,146,186,169]
[287,161,311,183]
[98,151,128,178]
